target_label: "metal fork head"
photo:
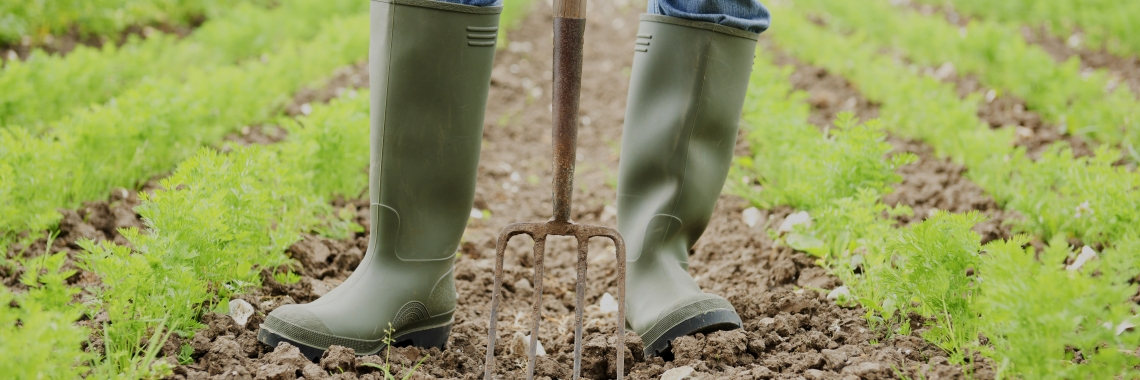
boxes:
[483,220,626,380]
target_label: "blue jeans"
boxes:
[649,0,769,34]
[437,0,770,34]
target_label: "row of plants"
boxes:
[794,0,1140,154]
[769,4,1140,249]
[3,2,537,376]
[0,13,370,252]
[910,0,1140,58]
[1,0,366,132]
[733,41,1140,378]
[0,0,262,46]
[1,88,369,378]
[79,89,371,376]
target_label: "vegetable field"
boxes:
[1,0,1138,378]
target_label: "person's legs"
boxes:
[258,0,501,360]
[618,1,767,358]
[648,0,770,34]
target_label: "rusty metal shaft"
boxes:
[550,15,585,223]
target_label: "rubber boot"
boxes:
[257,0,500,360]
[616,14,758,358]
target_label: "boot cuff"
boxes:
[374,0,503,14]
[640,14,760,41]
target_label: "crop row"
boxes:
[80,90,371,376]
[0,0,262,46]
[770,3,1140,249]
[2,88,369,377]
[0,0,366,132]
[0,13,370,251]
[733,36,1140,378]
[911,0,1140,58]
[796,0,1140,152]
[3,2,535,376]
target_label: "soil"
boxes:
[0,18,203,64]
[166,4,1000,380]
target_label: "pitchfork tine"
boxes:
[572,235,588,379]
[526,234,547,378]
[485,0,628,378]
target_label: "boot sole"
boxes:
[644,309,742,358]
[257,323,452,361]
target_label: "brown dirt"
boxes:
[0,18,203,63]
[166,4,997,380]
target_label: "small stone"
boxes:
[1066,245,1097,271]
[742,207,762,227]
[598,292,619,314]
[827,286,851,302]
[660,365,695,380]
[524,335,546,356]
[778,211,812,233]
[228,299,255,328]
[513,278,533,296]
[470,208,484,219]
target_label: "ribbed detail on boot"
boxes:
[392,302,430,331]
[426,270,457,316]
[261,312,386,354]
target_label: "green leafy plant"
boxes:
[0,13,370,250]
[911,0,1140,57]
[0,0,261,45]
[795,0,1140,151]
[735,36,1140,378]
[0,0,367,132]
[0,250,92,379]
[358,323,430,380]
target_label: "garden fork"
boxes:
[483,0,627,379]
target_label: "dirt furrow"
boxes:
[768,43,1016,243]
[0,18,203,63]
[804,11,1092,161]
[903,1,1140,98]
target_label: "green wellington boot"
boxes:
[617,14,759,358]
[258,0,500,360]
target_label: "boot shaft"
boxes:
[618,15,758,265]
[369,0,500,262]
